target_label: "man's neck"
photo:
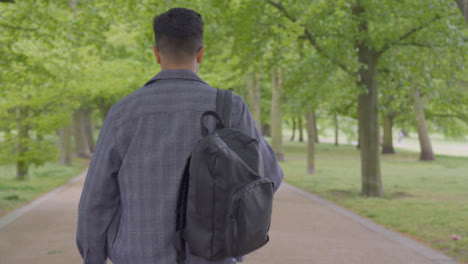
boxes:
[160,63,198,74]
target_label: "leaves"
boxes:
[1,0,468,175]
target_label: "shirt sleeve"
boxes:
[76,110,122,264]
[233,95,284,192]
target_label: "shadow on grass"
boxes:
[327,189,415,200]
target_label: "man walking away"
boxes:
[76,7,284,264]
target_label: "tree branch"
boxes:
[396,42,444,48]
[301,29,350,73]
[266,0,297,22]
[379,15,441,54]
[427,112,468,122]
[266,0,350,74]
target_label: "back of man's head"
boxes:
[153,8,204,64]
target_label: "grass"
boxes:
[278,140,468,263]
[0,156,89,217]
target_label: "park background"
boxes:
[1,0,468,263]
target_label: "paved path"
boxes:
[0,169,459,264]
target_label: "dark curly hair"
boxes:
[153,8,204,61]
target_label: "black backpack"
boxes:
[174,89,274,263]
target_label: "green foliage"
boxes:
[0,1,81,169]
[1,0,468,182]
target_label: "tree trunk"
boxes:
[73,109,92,158]
[455,0,468,23]
[313,112,319,143]
[16,106,29,180]
[82,108,95,153]
[305,110,315,174]
[354,1,383,197]
[356,133,360,149]
[98,103,112,121]
[412,86,435,161]
[298,115,304,142]
[271,67,285,161]
[246,73,262,130]
[261,124,271,137]
[290,117,296,141]
[254,74,262,129]
[59,121,72,166]
[334,113,339,146]
[382,113,395,154]
[16,159,28,181]
[378,126,383,145]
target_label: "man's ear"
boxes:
[152,46,161,64]
[197,45,205,64]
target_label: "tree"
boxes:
[290,117,296,141]
[73,110,91,158]
[305,110,316,174]
[271,67,285,161]
[313,112,319,143]
[378,76,406,155]
[0,1,82,179]
[412,86,435,160]
[58,121,72,165]
[263,0,465,196]
[0,0,244,178]
[455,0,468,22]
[334,113,339,146]
[380,25,467,160]
[298,115,304,142]
[381,110,396,154]
[246,73,262,129]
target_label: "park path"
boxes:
[0,169,459,264]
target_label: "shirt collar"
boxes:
[144,69,207,87]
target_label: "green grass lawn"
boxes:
[279,140,468,263]
[0,157,89,217]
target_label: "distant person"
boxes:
[398,131,404,143]
[76,7,284,264]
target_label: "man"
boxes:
[76,7,283,264]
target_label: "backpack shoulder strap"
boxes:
[216,89,233,128]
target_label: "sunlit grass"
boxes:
[278,140,468,263]
[0,157,89,217]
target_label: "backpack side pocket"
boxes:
[225,178,273,257]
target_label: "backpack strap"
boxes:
[200,111,224,137]
[175,89,233,263]
[216,89,233,128]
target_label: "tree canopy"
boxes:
[1,0,467,197]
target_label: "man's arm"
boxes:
[234,96,284,192]
[76,110,121,264]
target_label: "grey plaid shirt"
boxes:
[76,69,284,264]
